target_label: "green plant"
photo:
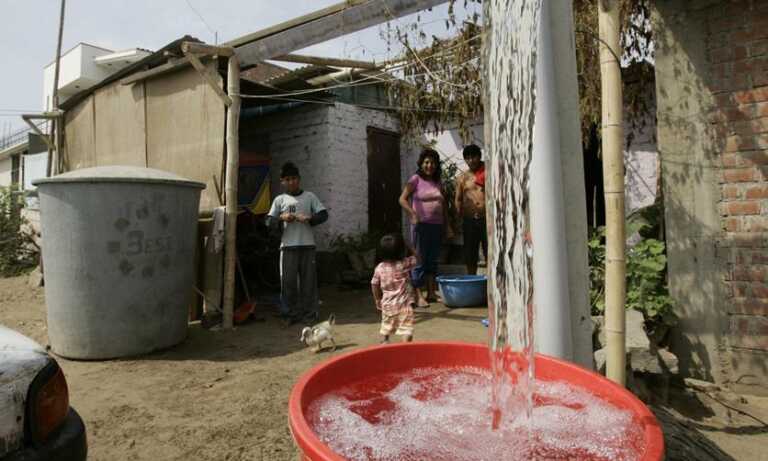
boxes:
[0,187,37,277]
[588,225,677,341]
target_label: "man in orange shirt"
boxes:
[454,144,487,275]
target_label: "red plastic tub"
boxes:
[288,341,664,461]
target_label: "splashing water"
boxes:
[304,2,649,459]
[307,367,643,461]
[482,0,541,430]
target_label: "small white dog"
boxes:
[300,313,336,353]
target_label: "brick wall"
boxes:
[707,1,768,380]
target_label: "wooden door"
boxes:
[367,127,402,233]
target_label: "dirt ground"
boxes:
[1,273,766,461]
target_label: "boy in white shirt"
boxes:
[267,162,328,325]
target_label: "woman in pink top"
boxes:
[398,148,446,306]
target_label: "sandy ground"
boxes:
[1,273,767,460]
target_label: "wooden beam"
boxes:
[120,57,190,85]
[222,55,241,330]
[222,0,368,49]
[184,51,233,106]
[181,41,234,57]
[272,53,379,70]
[235,0,449,66]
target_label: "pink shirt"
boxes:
[408,174,444,224]
[371,256,418,314]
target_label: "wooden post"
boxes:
[222,54,241,330]
[598,0,626,386]
[47,0,66,177]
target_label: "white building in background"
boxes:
[0,43,152,220]
[42,43,150,110]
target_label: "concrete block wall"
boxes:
[247,103,400,250]
[243,105,333,248]
[706,0,768,388]
[326,103,400,245]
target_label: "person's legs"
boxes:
[420,224,442,301]
[463,217,481,275]
[380,312,396,343]
[281,248,300,322]
[411,224,430,307]
[298,247,318,322]
[395,307,414,342]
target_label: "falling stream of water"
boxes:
[304,2,647,459]
[482,0,541,431]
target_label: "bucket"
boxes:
[288,342,664,461]
[436,275,487,307]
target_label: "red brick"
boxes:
[745,216,768,232]
[723,168,757,182]
[742,151,768,165]
[759,165,768,180]
[733,265,767,282]
[726,200,761,215]
[734,117,768,134]
[753,72,768,87]
[724,134,768,152]
[722,183,742,198]
[735,59,754,73]
[734,282,752,297]
[754,282,768,298]
[711,47,734,64]
[745,184,768,198]
[731,298,768,315]
[726,106,751,121]
[736,46,749,60]
[724,216,742,231]
[729,315,768,350]
[752,39,768,57]
[733,87,768,104]
[730,232,766,247]
[716,93,734,108]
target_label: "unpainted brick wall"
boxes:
[707,1,768,357]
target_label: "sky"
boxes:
[0,0,478,133]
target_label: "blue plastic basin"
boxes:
[436,275,487,307]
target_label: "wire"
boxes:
[183,0,217,41]
[238,48,481,100]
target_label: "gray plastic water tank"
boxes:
[34,166,205,359]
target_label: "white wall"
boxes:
[250,102,401,250]
[326,103,400,246]
[248,104,334,248]
[43,44,114,109]
[0,157,12,187]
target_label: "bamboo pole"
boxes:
[47,0,66,177]
[598,0,626,386]
[222,54,241,330]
